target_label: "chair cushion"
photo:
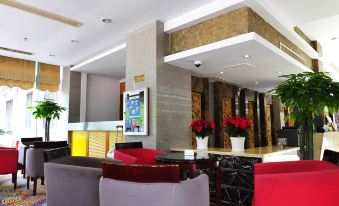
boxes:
[102,163,180,183]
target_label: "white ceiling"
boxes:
[165,33,311,92]
[0,0,210,66]
[265,0,339,73]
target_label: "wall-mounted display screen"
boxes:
[123,87,148,135]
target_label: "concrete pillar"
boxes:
[125,21,192,150]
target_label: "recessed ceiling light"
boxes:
[49,54,55,57]
[331,37,337,40]
[277,71,282,74]
[254,81,259,85]
[102,18,112,23]
[243,54,251,58]
[220,71,224,74]
[71,40,79,43]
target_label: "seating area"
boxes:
[0,1,339,206]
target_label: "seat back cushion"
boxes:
[115,142,143,150]
[100,177,176,206]
[323,149,339,166]
[34,141,68,148]
[50,156,121,168]
[102,163,180,183]
[117,148,165,164]
[255,160,338,175]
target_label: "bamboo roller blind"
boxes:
[0,55,35,90]
[0,56,60,91]
[37,63,60,92]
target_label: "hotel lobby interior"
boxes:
[0,0,339,206]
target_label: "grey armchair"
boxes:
[18,137,43,177]
[25,148,49,195]
[44,156,120,206]
[25,141,68,195]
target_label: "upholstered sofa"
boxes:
[252,160,339,206]
[44,156,120,206]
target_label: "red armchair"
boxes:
[114,148,166,165]
[0,148,19,189]
[252,160,339,206]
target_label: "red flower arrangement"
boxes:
[223,116,252,137]
[190,118,215,138]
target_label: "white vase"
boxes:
[230,137,245,152]
[196,136,209,150]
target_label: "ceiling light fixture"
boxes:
[71,40,79,43]
[277,71,282,74]
[254,81,259,85]
[102,18,112,23]
[220,71,224,74]
[71,43,126,71]
[0,0,83,28]
[243,54,251,58]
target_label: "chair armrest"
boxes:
[253,169,339,206]
[114,150,137,164]
[254,160,338,175]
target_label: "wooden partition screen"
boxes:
[248,102,255,148]
[191,92,202,147]
[265,105,273,146]
[223,97,233,148]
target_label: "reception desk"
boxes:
[314,132,339,160]
[172,146,300,206]
[68,121,125,158]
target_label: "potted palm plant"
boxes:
[190,118,215,149]
[224,116,252,152]
[273,72,339,159]
[30,99,67,142]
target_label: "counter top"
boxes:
[171,146,300,159]
[68,121,124,131]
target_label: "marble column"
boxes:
[125,21,192,150]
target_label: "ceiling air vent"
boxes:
[0,0,83,28]
[223,63,256,71]
[0,47,33,55]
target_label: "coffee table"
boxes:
[155,152,221,206]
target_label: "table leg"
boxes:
[215,166,221,206]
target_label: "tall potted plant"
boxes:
[273,72,339,159]
[224,116,252,152]
[30,99,67,142]
[190,118,215,149]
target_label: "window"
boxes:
[25,92,33,128]
[6,100,13,129]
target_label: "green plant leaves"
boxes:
[30,99,67,120]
